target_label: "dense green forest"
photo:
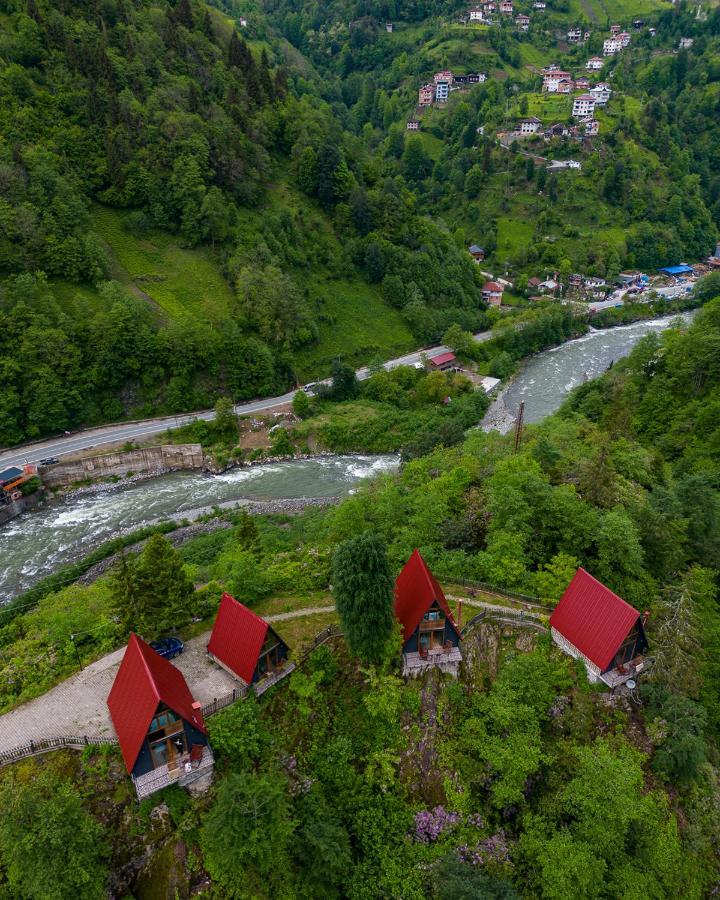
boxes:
[2,0,719,446]
[2,290,720,898]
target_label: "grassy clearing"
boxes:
[292,277,413,378]
[519,93,573,123]
[496,216,535,258]
[92,205,235,324]
[417,130,445,160]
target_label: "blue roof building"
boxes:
[659,264,693,276]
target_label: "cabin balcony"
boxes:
[133,745,215,801]
[403,646,462,678]
[598,656,649,689]
[254,661,296,697]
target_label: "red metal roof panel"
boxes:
[430,351,456,366]
[394,549,458,642]
[207,593,269,684]
[107,633,206,773]
[549,568,640,671]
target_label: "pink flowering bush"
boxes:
[414,806,461,843]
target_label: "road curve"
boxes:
[0,330,493,469]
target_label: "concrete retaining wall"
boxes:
[0,490,44,526]
[40,444,204,488]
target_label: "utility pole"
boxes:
[513,400,525,452]
[70,633,83,672]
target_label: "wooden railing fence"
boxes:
[1,604,548,768]
[436,574,550,610]
[0,734,117,766]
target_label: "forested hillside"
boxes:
[2,0,719,445]
[0,0,488,445]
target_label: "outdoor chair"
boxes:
[189,744,204,768]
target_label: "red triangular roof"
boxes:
[549,568,641,671]
[430,351,456,366]
[207,593,273,684]
[107,634,206,773]
[394,549,458,642]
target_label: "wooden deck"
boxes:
[133,745,215,801]
[254,662,296,696]
[403,646,462,678]
[598,657,649,689]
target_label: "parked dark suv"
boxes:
[149,637,184,660]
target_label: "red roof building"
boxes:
[428,351,457,370]
[207,593,291,688]
[107,633,207,777]
[550,568,648,683]
[394,550,461,676]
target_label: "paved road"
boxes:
[0,331,493,470]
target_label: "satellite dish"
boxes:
[626,679,637,690]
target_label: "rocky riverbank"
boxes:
[76,496,340,586]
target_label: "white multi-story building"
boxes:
[679,36,694,49]
[603,37,623,55]
[468,6,484,21]
[435,80,450,102]
[543,70,572,91]
[434,70,454,84]
[586,56,603,70]
[572,94,596,117]
[589,82,612,105]
[516,14,530,30]
[567,27,583,42]
[517,116,542,134]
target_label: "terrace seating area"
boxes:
[133,745,215,800]
[403,645,462,678]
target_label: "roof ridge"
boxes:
[130,633,161,703]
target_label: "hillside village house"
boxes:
[567,27,583,42]
[603,37,623,55]
[434,69,454,84]
[207,593,293,695]
[435,80,450,101]
[574,76,590,90]
[468,5,484,20]
[107,634,213,800]
[483,0,496,13]
[533,1,546,8]
[518,116,542,135]
[468,243,485,262]
[407,119,420,130]
[580,118,599,136]
[468,72,487,83]
[500,0,513,14]
[482,281,503,305]
[385,22,393,32]
[418,83,435,106]
[516,14,530,30]
[556,78,574,94]
[394,550,462,677]
[589,83,612,105]
[544,122,570,139]
[586,56,603,70]
[572,94,596,117]
[543,70,571,91]
[610,23,621,34]
[679,36,693,49]
[428,351,457,371]
[618,31,631,46]
[550,568,650,688]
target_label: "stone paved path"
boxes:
[0,606,335,754]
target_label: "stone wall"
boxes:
[0,490,44,526]
[40,444,204,488]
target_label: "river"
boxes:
[486,311,696,430]
[0,455,398,604]
[0,311,698,604]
